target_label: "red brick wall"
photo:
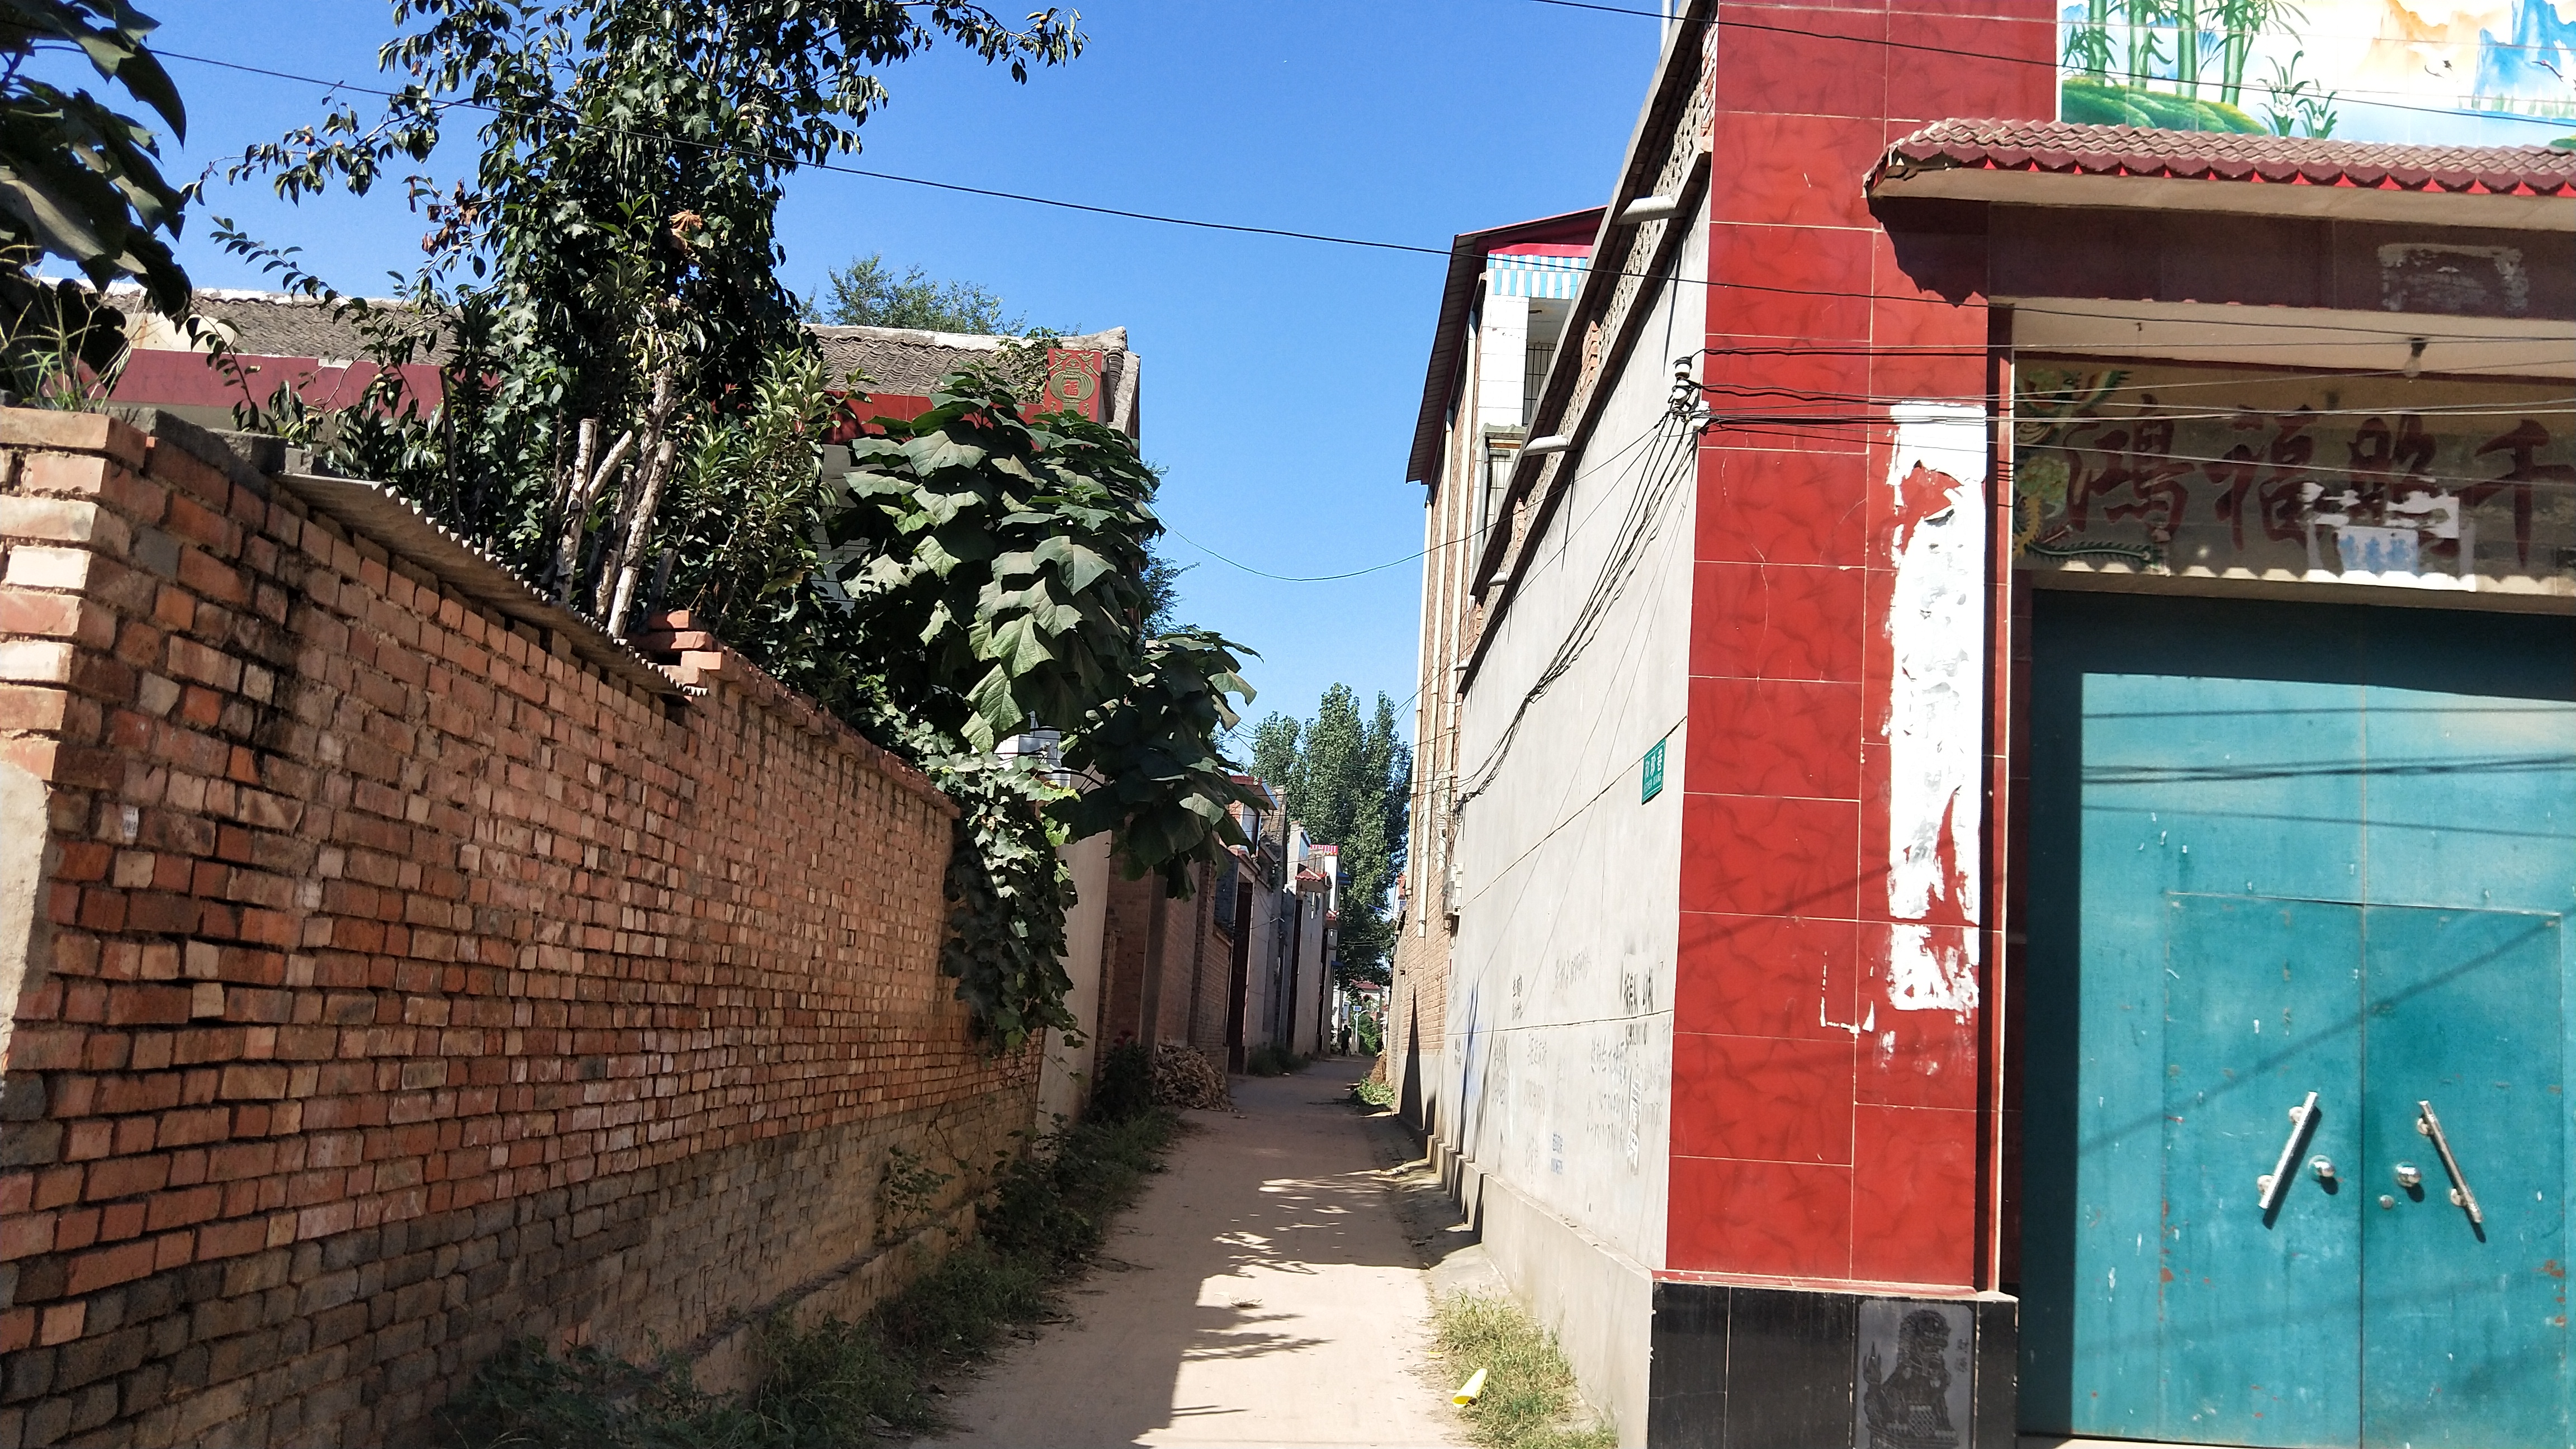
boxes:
[1093,863,1229,1063]
[0,410,1033,1446]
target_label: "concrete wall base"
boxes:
[1415,1143,2021,1448]
[1647,1280,2018,1448]
[1427,1137,1654,1447]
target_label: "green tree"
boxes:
[827,362,1261,1043]
[229,0,1080,627]
[1,0,192,399]
[1251,713,1300,802]
[1139,546,1188,635]
[1248,687,1411,984]
[222,2,1262,1052]
[805,252,1024,334]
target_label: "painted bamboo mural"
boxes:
[2056,0,2574,142]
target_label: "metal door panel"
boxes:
[2358,906,2568,1447]
[2162,894,2364,1448]
[2026,591,2576,1447]
[2354,685,2576,917]
[2063,666,2367,1442]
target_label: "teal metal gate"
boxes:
[2019,592,2576,1447]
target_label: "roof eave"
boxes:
[1869,162,2576,230]
[1401,206,1607,488]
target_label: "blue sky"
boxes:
[125,0,1669,747]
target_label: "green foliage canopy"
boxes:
[826,363,1262,1043]
[806,252,1024,334]
[1248,686,1411,984]
[229,0,1081,605]
[0,0,191,391]
[225,2,1259,1053]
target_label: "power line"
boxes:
[1165,423,1674,583]
[161,49,1452,259]
[1698,386,2576,420]
[163,47,2576,320]
[1702,352,2576,397]
[1707,416,2576,493]
[1457,409,1703,810]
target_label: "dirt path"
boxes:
[925,1058,1467,1449]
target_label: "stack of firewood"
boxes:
[1151,1043,1233,1111]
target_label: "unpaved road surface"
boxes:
[925,1058,1466,1449]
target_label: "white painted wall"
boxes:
[1477,293,1531,434]
[1443,214,1706,1274]
[1039,832,1114,1126]
[1289,888,1330,1057]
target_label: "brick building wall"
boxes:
[0,410,1034,1447]
[1092,863,1229,1072]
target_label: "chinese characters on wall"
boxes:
[2012,362,2575,596]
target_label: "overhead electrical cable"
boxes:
[1540,0,2576,48]
[1707,418,2576,492]
[160,49,1451,258]
[1702,356,2576,402]
[1164,422,1675,583]
[1455,408,1704,813]
[161,48,2576,337]
[1697,388,2576,421]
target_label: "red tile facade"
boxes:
[1669,0,2054,1290]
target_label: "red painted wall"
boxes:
[109,350,447,418]
[1669,0,2055,1288]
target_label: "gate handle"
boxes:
[2258,1091,2320,1211]
[2415,1101,2484,1225]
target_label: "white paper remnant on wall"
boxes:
[1883,402,1988,1016]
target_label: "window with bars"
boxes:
[1522,337,1556,426]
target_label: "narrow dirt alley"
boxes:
[925,1059,1467,1448]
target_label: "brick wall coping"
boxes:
[269,468,683,700]
[631,613,955,817]
[266,441,959,817]
[0,404,958,818]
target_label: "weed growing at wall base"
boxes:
[1245,1043,1308,1077]
[439,1110,1179,1448]
[1433,1292,1618,1449]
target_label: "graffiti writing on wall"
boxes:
[2012,362,2576,596]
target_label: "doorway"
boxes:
[2018,590,2576,1447]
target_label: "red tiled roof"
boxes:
[1874,120,2576,198]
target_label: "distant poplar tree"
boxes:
[1247,686,1411,983]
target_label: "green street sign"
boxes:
[1641,737,1665,803]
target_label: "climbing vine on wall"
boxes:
[826,364,1261,1049]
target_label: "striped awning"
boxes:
[1485,252,1588,300]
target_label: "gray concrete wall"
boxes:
[1433,1137,1657,1446]
[1443,207,1706,1275]
[1041,832,1115,1124]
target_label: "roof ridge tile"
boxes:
[1876,119,2576,198]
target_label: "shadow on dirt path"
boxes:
[922,1058,1469,1449]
